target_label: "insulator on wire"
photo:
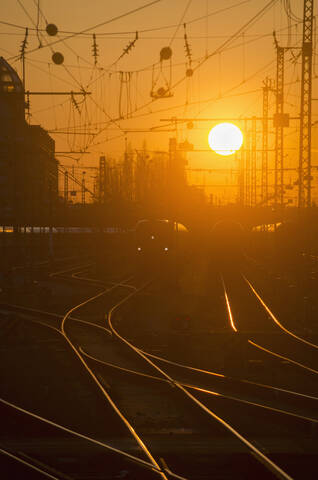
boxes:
[71,92,80,114]
[119,31,139,61]
[160,46,172,61]
[183,23,192,66]
[46,23,58,36]
[92,33,99,65]
[19,28,29,59]
[52,51,64,65]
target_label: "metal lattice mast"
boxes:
[99,156,106,204]
[237,149,245,206]
[245,123,251,206]
[274,39,285,206]
[64,171,68,204]
[298,0,314,208]
[251,117,257,206]
[262,78,273,205]
[81,176,86,205]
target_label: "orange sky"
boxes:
[1,0,318,204]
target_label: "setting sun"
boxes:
[208,123,243,156]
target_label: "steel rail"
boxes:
[70,267,138,291]
[6,308,315,425]
[107,294,294,480]
[142,349,318,401]
[49,263,93,278]
[80,346,318,424]
[243,274,318,350]
[0,447,63,480]
[248,340,318,375]
[220,274,238,332]
[0,298,184,479]
[221,275,318,375]
[51,263,137,291]
[0,397,167,475]
[71,270,138,291]
[2,302,317,403]
[11,255,83,271]
[60,280,169,480]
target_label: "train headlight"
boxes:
[164,247,169,251]
[151,235,155,240]
[137,247,142,252]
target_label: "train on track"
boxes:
[134,219,189,281]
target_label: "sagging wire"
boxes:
[118,71,133,118]
[4,0,251,38]
[19,0,88,92]
[283,0,302,23]
[32,0,92,93]
[48,63,58,130]
[10,0,163,61]
[35,0,42,47]
[169,0,192,47]
[71,92,81,115]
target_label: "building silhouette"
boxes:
[0,57,57,227]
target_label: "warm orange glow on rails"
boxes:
[221,275,238,332]
[243,275,318,350]
[248,340,318,375]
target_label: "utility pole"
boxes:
[237,149,245,206]
[81,173,86,205]
[262,78,274,205]
[273,33,286,207]
[99,156,106,205]
[298,0,314,208]
[245,121,251,206]
[251,116,257,206]
[64,171,68,205]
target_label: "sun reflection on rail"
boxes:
[221,275,238,333]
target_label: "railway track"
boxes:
[2,262,318,478]
[1,267,177,479]
[95,284,318,479]
[220,270,318,393]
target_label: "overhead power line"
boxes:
[8,0,164,60]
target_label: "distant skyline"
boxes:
[1,0,317,204]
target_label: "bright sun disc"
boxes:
[208,123,243,156]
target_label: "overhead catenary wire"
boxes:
[8,0,164,61]
[85,0,281,140]
[72,1,285,157]
[1,0,253,37]
[169,0,193,47]
[6,0,301,173]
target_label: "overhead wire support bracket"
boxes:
[23,91,91,95]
